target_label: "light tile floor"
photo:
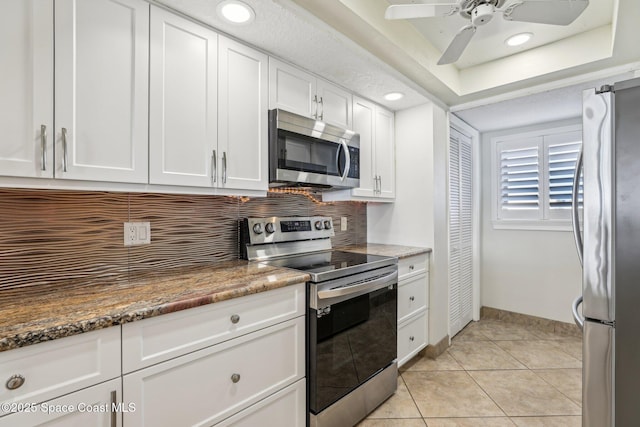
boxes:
[359,319,582,427]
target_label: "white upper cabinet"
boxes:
[269,58,352,130]
[268,59,316,119]
[316,79,353,130]
[218,36,269,192]
[54,0,149,183]
[0,0,53,178]
[324,96,395,202]
[149,6,218,187]
[352,98,376,196]
[375,106,396,198]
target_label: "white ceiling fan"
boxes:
[385,0,590,65]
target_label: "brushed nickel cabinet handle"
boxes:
[61,127,68,172]
[41,125,47,171]
[409,336,415,342]
[222,152,227,184]
[110,390,117,427]
[313,94,318,119]
[231,373,241,383]
[409,265,415,270]
[5,374,25,390]
[409,296,415,301]
[212,149,217,183]
[318,96,324,121]
[230,314,240,324]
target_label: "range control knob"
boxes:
[252,223,263,234]
[324,220,332,230]
[314,221,323,230]
[265,223,275,234]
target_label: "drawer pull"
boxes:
[231,373,241,383]
[230,314,240,324]
[6,374,25,390]
[409,265,415,270]
[409,336,415,342]
[409,296,415,301]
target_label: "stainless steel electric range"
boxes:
[241,216,398,427]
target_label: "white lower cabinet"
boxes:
[0,378,122,427]
[215,379,306,427]
[397,254,430,367]
[121,283,306,427]
[123,316,305,426]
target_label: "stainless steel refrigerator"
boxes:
[572,77,640,427]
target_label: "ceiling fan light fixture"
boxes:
[384,92,404,101]
[505,32,533,47]
[217,0,255,25]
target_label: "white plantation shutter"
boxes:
[545,130,583,219]
[449,127,473,337]
[493,126,582,225]
[497,137,542,219]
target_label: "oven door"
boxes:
[269,109,359,189]
[308,268,397,414]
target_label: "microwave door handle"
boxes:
[338,139,350,181]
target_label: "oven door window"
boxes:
[277,130,346,176]
[309,284,397,414]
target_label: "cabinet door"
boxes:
[123,317,304,427]
[316,79,352,130]
[0,378,122,427]
[0,0,53,178]
[215,379,306,427]
[54,0,149,183]
[351,97,375,197]
[218,36,268,191]
[149,6,217,187]
[375,106,396,199]
[268,58,316,119]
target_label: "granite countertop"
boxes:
[339,243,432,259]
[0,260,310,352]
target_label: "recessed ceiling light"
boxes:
[384,92,404,101]
[217,0,255,25]
[505,32,533,47]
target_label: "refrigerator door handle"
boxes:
[571,147,583,266]
[572,295,584,330]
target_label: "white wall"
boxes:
[481,118,582,323]
[367,102,450,346]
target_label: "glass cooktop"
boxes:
[260,250,396,283]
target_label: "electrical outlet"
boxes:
[124,222,151,246]
[341,216,348,231]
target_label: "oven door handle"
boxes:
[317,271,397,300]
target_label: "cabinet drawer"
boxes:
[398,274,427,323]
[398,310,428,367]
[123,316,305,427]
[215,379,306,427]
[0,327,120,416]
[122,283,305,372]
[0,378,121,427]
[398,254,428,280]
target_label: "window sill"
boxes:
[492,219,580,232]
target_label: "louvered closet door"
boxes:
[449,127,474,337]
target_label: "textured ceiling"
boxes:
[156,0,640,113]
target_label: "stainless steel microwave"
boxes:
[268,109,360,190]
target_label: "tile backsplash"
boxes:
[0,189,366,291]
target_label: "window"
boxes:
[493,125,583,229]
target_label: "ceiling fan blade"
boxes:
[438,25,476,65]
[503,0,589,25]
[385,3,460,20]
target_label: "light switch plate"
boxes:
[341,216,348,231]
